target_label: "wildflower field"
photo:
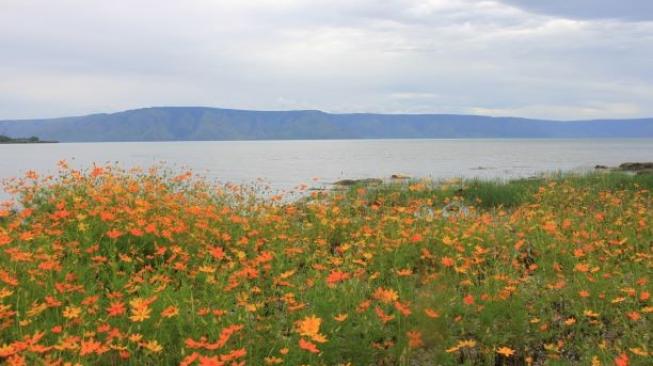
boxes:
[0,163,651,366]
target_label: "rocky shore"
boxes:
[596,162,653,175]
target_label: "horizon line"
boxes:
[2,105,653,123]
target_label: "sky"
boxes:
[1,0,652,120]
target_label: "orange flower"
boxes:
[424,308,440,318]
[373,287,399,304]
[106,229,123,239]
[406,330,423,349]
[0,233,11,246]
[210,324,244,349]
[90,166,105,177]
[326,270,350,286]
[198,356,223,366]
[185,324,244,351]
[441,256,455,267]
[209,246,225,260]
[394,301,412,316]
[6,354,26,366]
[79,339,101,356]
[374,306,395,324]
[614,353,629,366]
[298,338,320,353]
[161,306,179,318]
[463,294,475,305]
[107,301,126,317]
[99,211,115,222]
[129,228,144,237]
[542,221,558,234]
[496,346,515,357]
[626,311,641,321]
[296,315,327,343]
[356,300,371,313]
[574,263,590,273]
[395,268,413,276]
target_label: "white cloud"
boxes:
[0,0,652,120]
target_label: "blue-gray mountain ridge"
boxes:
[1,107,652,142]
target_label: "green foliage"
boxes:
[0,167,651,365]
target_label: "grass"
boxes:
[349,171,653,210]
[0,164,651,365]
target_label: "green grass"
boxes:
[344,171,653,210]
[0,167,651,365]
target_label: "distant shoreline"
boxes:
[0,137,652,144]
[1,106,652,142]
[0,135,58,144]
[0,141,58,144]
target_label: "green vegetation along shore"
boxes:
[0,165,651,365]
[0,135,57,144]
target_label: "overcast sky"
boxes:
[1,0,652,120]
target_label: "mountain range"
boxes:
[1,107,652,142]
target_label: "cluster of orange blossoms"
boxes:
[0,162,650,365]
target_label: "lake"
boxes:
[1,139,652,195]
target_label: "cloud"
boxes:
[496,0,653,21]
[0,0,652,120]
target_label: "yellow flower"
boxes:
[296,315,327,343]
[496,346,515,357]
[129,333,143,343]
[0,288,13,299]
[583,309,600,318]
[611,297,626,304]
[63,306,81,319]
[142,340,163,353]
[459,340,477,348]
[446,339,477,353]
[129,306,151,322]
[198,265,216,273]
[27,302,48,318]
[564,317,576,326]
[373,287,399,304]
[629,347,649,356]
[264,356,284,364]
[296,315,321,337]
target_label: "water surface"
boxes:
[1,139,652,195]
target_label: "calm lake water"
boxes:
[1,139,652,195]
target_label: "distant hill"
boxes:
[0,107,652,142]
